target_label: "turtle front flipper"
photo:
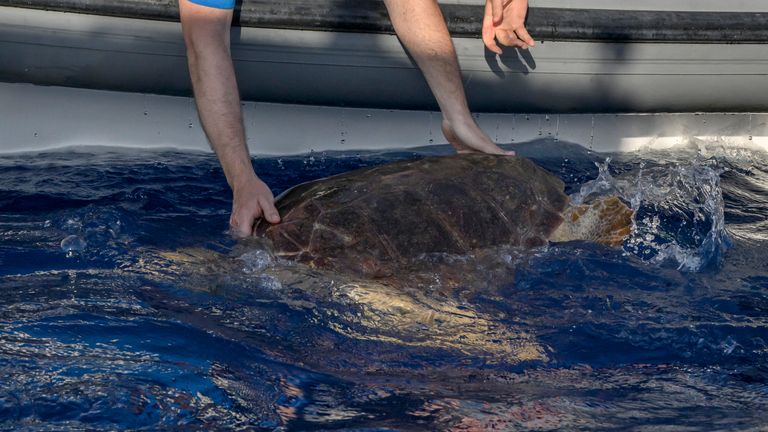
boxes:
[549,196,634,247]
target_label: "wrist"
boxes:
[230,170,259,193]
[442,113,475,127]
[214,145,257,192]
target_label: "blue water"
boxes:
[1,140,767,430]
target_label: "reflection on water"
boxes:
[1,140,767,430]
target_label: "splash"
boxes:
[571,157,729,271]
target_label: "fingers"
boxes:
[259,197,281,224]
[482,1,502,54]
[499,29,533,50]
[442,119,516,157]
[482,25,502,54]
[491,0,503,24]
[497,30,527,50]
[515,26,535,47]
[483,0,535,53]
[229,198,281,238]
[229,208,256,238]
[495,29,518,48]
[485,141,516,156]
[476,142,516,156]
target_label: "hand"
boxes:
[442,118,515,156]
[229,175,281,237]
[482,0,535,54]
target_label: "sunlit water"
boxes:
[1,140,766,431]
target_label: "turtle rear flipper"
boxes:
[550,196,634,247]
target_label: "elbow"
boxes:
[180,17,231,60]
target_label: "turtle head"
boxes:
[549,196,634,247]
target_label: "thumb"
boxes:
[260,198,281,224]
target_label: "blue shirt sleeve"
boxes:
[187,0,236,9]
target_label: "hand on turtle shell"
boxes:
[441,118,515,156]
[230,175,281,237]
[483,0,535,54]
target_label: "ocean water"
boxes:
[0,140,766,431]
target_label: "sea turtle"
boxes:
[142,153,633,363]
[255,153,634,279]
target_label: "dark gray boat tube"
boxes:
[2,0,768,42]
[2,1,768,113]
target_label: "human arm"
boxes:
[179,0,280,236]
[482,0,536,54]
[383,0,513,155]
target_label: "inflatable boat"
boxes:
[1,0,767,153]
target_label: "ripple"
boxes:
[1,143,767,430]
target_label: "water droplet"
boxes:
[61,235,86,257]
[428,138,434,144]
[188,123,193,128]
[33,132,38,137]
[143,111,148,116]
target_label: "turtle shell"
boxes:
[256,154,568,277]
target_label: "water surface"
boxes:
[1,140,767,430]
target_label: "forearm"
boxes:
[191,55,255,189]
[181,10,255,190]
[178,0,280,230]
[383,0,469,123]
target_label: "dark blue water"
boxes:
[1,141,767,431]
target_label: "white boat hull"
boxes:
[1,5,768,113]
[1,3,767,155]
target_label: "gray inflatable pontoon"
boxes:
[2,0,768,113]
[1,0,767,154]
